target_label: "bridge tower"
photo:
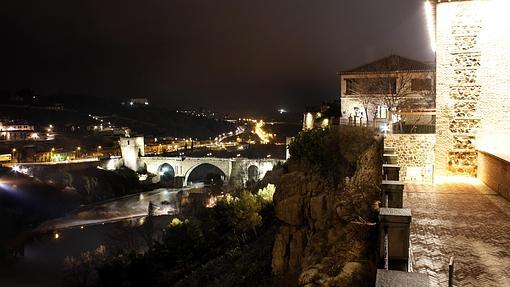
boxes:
[119,136,145,171]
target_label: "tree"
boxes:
[346,66,434,132]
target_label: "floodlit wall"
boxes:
[385,134,435,182]
[119,136,145,171]
[435,0,510,176]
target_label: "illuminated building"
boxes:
[430,0,510,176]
[0,122,37,141]
[128,98,149,106]
[338,55,435,132]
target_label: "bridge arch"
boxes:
[157,163,175,182]
[247,165,260,181]
[184,163,227,187]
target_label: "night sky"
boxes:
[3,0,434,114]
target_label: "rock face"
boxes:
[272,136,383,286]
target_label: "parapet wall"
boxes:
[385,134,435,182]
[477,151,510,201]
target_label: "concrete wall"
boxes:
[478,151,510,201]
[384,134,435,182]
[435,1,510,176]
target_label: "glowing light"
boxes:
[425,0,436,52]
[54,232,60,239]
[253,120,273,144]
[11,148,16,153]
[435,176,481,185]
[380,124,390,133]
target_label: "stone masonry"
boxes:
[385,134,435,182]
[435,1,510,177]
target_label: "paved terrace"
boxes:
[406,177,510,287]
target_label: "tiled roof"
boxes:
[340,55,433,74]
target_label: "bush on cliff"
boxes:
[288,126,376,186]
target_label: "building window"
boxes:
[376,105,387,119]
[345,78,397,95]
[345,79,356,95]
[411,78,432,91]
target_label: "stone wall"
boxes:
[384,134,435,182]
[435,1,510,176]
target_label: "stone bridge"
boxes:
[138,156,281,186]
[108,136,283,186]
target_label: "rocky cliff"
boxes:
[272,130,383,286]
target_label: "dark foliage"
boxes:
[90,193,275,287]
[288,126,376,186]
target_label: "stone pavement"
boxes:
[406,177,510,287]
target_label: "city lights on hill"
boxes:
[253,120,274,144]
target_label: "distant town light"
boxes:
[54,232,60,240]
[278,108,287,114]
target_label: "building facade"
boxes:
[0,122,37,141]
[339,55,435,133]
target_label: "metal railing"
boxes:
[337,118,435,134]
[448,256,455,287]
